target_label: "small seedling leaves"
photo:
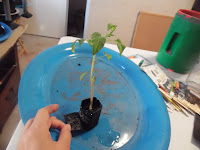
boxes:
[117,42,126,56]
[107,23,117,32]
[90,32,105,55]
[71,40,77,53]
[107,23,113,31]
[106,33,114,38]
[78,39,85,46]
[115,39,126,55]
[80,73,87,80]
[110,26,117,33]
[115,39,122,43]
[87,39,93,47]
[92,36,106,55]
[91,32,101,40]
[103,52,112,60]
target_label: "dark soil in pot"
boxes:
[79,97,102,130]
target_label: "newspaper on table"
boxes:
[129,57,200,115]
[141,64,168,87]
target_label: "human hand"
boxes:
[17,104,71,150]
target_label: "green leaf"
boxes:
[117,42,126,55]
[110,26,117,33]
[90,32,105,54]
[91,32,101,39]
[107,23,113,31]
[107,23,116,30]
[92,36,106,55]
[103,52,112,60]
[71,40,77,53]
[107,23,117,34]
[80,73,87,80]
[115,39,122,43]
[106,33,114,37]
[87,39,93,47]
[115,39,126,55]
[78,39,85,46]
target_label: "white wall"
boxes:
[21,0,68,38]
[84,0,195,46]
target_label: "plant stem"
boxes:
[90,55,96,110]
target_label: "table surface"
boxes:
[0,24,27,59]
[6,36,200,150]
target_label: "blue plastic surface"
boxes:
[18,43,171,150]
[0,22,12,42]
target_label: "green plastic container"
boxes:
[157,9,200,74]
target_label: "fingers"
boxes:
[50,118,66,130]
[58,124,72,147]
[50,116,57,120]
[43,104,59,115]
[34,104,59,124]
[24,118,34,130]
[47,116,57,128]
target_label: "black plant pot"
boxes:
[64,97,102,132]
[79,97,102,130]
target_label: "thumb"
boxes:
[58,124,72,148]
